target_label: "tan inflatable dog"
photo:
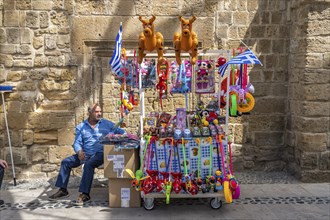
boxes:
[138,15,164,64]
[173,16,198,65]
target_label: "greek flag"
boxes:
[219,49,262,76]
[109,23,123,74]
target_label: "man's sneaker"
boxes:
[48,189,69,200]
[0,200,4,206]
[74,193,91,206]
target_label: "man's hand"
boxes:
[78,150,85,161]
[0,159,8,169]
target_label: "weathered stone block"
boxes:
[50,11,69,27]
[300,152,318,170]
[4,10,19,27]
[56,34,70,49]
[32,0,53,10]
[26,11,39,28]
[20,28,31,44]
[49,145,74,163]
[218,11,232,24]
[300,170,330,183]
[17,79,37,91]
[30,145,49,162]
[250,25,266,38]
[16,44,32,55]
[254,97,286,114]
[255,132,284,146]
[23,130,34,145]
[34,130,58,144]
[4,0,15,10]
[296,132,327,152]
[33,36,44,49]
[8,112,28,129]
[294,117,329,133]
[13,60,33,68]
[21,102,35,113]
[0,44,15,55]
[324,52,330,69]
[41,163,58,172]
[6,28,20,44]
[48,56,65,66]
[58,128,75,145]
[4,146,27,165]
[320,151,330,170]
[29,68,48,80]
[7,71,22,81]
[233,11,249,25]
[151,0,182,16]
[34,55,48,67]
[27,112,50,129]
[40,11,49,28]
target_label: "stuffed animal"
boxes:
[138,15,164,64]
[197,61,212,76]
[173,16,198,65]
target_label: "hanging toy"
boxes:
[173,16,198,65]
[156,58,169,109]
[138,15,164,64]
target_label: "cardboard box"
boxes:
[104,145,139,178]
[108,178,141,208]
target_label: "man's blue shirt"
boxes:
[73,118,125,156]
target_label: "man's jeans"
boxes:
[55,152,104,194]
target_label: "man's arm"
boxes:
[73,126,84,154]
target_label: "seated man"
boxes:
[49,103,125,205]
[0,159,8,206]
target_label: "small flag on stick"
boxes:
[109,23,123,74]
[219,49,262,77]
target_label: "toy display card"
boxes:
[170,60,192,94]
[195,60,215,94]
[153,139,227,180]
[140,59,156,88]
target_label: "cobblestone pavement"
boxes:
[0,172,329,220]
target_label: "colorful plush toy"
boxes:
[138,15,164,64]
[173,16,198,65]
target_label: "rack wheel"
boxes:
[143,198,155,210]
[210,198,222,209]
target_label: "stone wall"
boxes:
[0,0,329,182]
[285,0,330,182]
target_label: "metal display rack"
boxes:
[133,50,234,210]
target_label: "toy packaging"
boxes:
[170,60,192,94]
[140,58,157,88]
[195,60,215,94]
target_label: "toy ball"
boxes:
[142,178,154,194]
[188,183,198,195]
[215,170,222,176]
[172,181,181,194]
[229,178,238,189]
[216,56,227,67]
[156,180,165,192]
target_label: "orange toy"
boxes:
[173,16,198,65]
[138,15,164,64]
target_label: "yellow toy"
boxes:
[173,16,198,65]
[138,15,164,64]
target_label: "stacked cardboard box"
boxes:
[104,145,141,208]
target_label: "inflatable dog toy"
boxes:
[138,15,164,64]
[173,16,198,65]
